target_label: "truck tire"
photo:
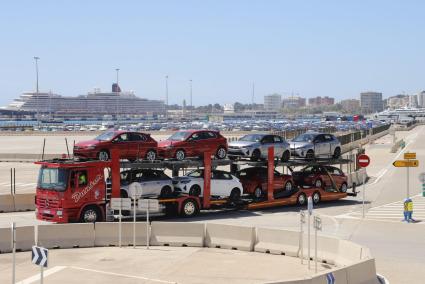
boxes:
[180,198,199,217]
[297,193,307,206]
[80,206,102,223]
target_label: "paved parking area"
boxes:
[0,247,333,284]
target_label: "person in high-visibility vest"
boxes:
[403,198,414,223]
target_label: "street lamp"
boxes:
[165,75,169,120]
[189,79,192,121]
[34,56,40,122]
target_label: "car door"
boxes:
[260,135,275,158]
[273,135,285,157]
[204,131,219,154]
[323,134,335,157]
[128,133,146,159]
[136,171,155,196]
[112,133,130,158]
[186,132,202,157]
[210,171,228,197]
[312,134,326,156]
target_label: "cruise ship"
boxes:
[4,83,165,119]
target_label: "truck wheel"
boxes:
[180,199,199,217]
[333,147,341,159]
[312,191,321,204]
[189,184,201,196]
[251,149,261,161]
[98,150,109,161]
[146,150,156,161]
[340,183,348,193]
[281,150,290,162]
[216,147,227,159]
[80,206,101,223]
[160,185,173,198]
[297,193,307,206]
[229,188,241,202]
[175,149,185,161]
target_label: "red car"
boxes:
[236,167,295,199]
[292,165,348,192]
[73,131,158,161]
[157,130,227,160]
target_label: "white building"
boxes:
[417,91,425,107]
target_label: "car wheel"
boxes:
[189,184,201,196]
[251,149,261,161]
[306,150,315,160]
[284,181,293,192]
[314,179,323,188]
[160,186,173,198]
[80,206,101,223]
[253,187,263,199]
[281,150,290,162]
[216,147,227,159]
[340,183,348,193]
[333,147,341,159]
[146,150,157,161]
[297,193,307,206]
[230,188,241,202]
[175,149,185,161]
[98,150,109,161]
[312,191,321,204]
[180,198,199,217]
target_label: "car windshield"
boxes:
[168,131,190,141]
[95,131,116,141]
[239,134,264,142]
[293,133,316,142]
[37,167,69,191]
[187,170,203,178]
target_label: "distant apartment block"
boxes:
[340,99,360,113]
[264,94,282,111]
[360,92,383,114]
[417,91,425,107]
[386,94,409,109]
[282,96,306,109]
[308,96,335,107]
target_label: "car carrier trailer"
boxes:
[35,147,357,222]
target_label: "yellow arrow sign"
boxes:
[393,160,419,167]
[404,153,416,159]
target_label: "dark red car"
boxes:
[236,167,295,199]
[73,131,158,161]
[292,165,348,192]
[157,130,227,160]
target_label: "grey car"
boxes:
[289,132,341,159]
[119,169,174,198]
[228,134,291,161]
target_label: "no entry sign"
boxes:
[357,154,370,168]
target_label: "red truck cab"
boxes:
[35,159,110,223]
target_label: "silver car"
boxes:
[289,132,341,159]
[228,134,291,161]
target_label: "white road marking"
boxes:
[16,266,67,284]
[69,266,177,283]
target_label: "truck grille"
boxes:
[37,197,60,209]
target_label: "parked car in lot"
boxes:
[289,132,341,159]
[228,134,291,161]
[292,165,348,192]
[157,130,228,160]
[74,131,158,161]
[117,169,174,198]
[172,169,243,200]
[236,167,295,199]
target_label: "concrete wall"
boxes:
[0,193,35,213]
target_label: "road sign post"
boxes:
[111,198,132,248]
[313,216,322,273]
[139,199,159,250]
[11,222,16,284]
[307,196,313,270]
[31,246,48,284]
[129,182,143,249]
[393,153,418,199]
[357,154,370,218]
[299,210,305,264]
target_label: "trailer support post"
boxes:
[203,152,212,209]
[111,149,121,198]
[267,147,274,201]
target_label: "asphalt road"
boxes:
[1,126,425,282]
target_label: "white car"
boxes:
[118,169,174,198]
[172,169,243,201]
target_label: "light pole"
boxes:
[165,75,169,120]
[34,56,40,122]
[115,68,120,125]
[189,79,192,121]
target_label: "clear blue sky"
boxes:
[1,1,424,106]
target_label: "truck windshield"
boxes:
[95,131,115,141]
[37,167,69,191]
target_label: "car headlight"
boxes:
[86,146,96,150]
